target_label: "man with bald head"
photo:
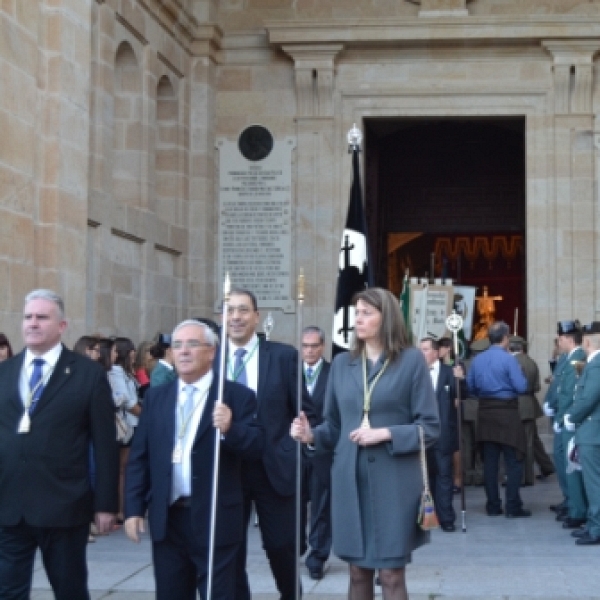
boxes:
[124,320,263,599]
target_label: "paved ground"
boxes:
[31,474,600,599]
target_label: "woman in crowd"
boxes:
[149,334,176,387]
[0,333,13,361]
[291,288,439,600]
[110,337,142,522]
[133,340,155,399]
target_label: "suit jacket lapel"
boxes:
[193,376,218,445]
[349,355,364,412]
[7,352,26,414]
[312,361,329,399]
[31,345,76,416]
[257,341,270,402]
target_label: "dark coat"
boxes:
[124,376,263,545]
[514,352,542,420]
[433,362,461,456]
[570,353,600,445]
[313,348,440,561]
[251,341,315,497]
[304,361,332,483]
[0,346,119,527]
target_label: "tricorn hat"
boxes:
[582,322,600,335]
[557,320,581,335]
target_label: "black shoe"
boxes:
[308,568,323,580]
[506,509,532,518]
[555,509,569,521]
[487,508,504,516]
[441,522,456,532]
[575,532,600,546]
[537,470,555,481]
[571,528,588,538]
[549,503,565,513]
[562,517,587,529]
[453,486,461,494]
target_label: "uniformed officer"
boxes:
[545,321,587,528]
[565,322,600,545]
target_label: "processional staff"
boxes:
[207,272,231,599]
[446,309,467,533]
[295,269,305,600]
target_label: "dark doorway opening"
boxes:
[364,117,526,336]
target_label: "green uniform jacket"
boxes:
[570,353,600,445]
[545,353,566,412]
[556,347,586,427]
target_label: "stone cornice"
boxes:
[189,24,223,60]
[266,16,600,46]
[137,0,198,46]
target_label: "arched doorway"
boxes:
[365,117,526,335]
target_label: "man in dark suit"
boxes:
[227,288,315,600]
[420,337,463,532]
[0,289,119,600]
[301,326,332,581]
[124,320,263,599]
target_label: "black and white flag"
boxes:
[332,147,373,356]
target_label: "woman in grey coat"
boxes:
[292,288,439,600]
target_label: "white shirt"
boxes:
[429,360,439,392]
[20,343,63,408]
[228,333,259,393]
[172,371,213,501]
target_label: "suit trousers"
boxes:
[533,426,555,476]
[151,505,239,600]
[562,430,588,519]
[429,448,456,525]
[303,458,332,571]
[482,442,523,514]
[0,520,89,600]
[235,460,301,600]
[579,444,600,538]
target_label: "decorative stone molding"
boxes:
[416,0,469,18]
[542,41,600,115]
[267,16,600,46]
[281,44,344,118]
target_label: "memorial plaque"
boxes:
[409,283,454,344]
[216,130,296,312]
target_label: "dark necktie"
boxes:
[29,358,45,415]
[234,348,248,387]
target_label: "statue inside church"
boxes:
[473,286,503,341]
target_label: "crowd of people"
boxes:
[2,286,600,600]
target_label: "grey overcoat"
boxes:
[313,348,440,561]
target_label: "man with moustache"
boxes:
[226,288,315,600]
[301,326,332,580]
[124,320,263,599]
[0,289,119,599]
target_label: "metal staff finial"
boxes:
[263,312,274,341]
[207,271,232,599]
[347,123,362,153]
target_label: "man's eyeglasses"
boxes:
[171,340,213,350]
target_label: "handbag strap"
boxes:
[418,426,431,493]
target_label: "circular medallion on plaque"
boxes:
[238,125,273,162]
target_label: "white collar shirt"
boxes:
[587,349,600,363]
[429,360,440,392]
[228,333,259,393]
[172,370,213,501]
[303,358,323,395]
[20,343,63,408]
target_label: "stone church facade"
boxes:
[2,0,600,359]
